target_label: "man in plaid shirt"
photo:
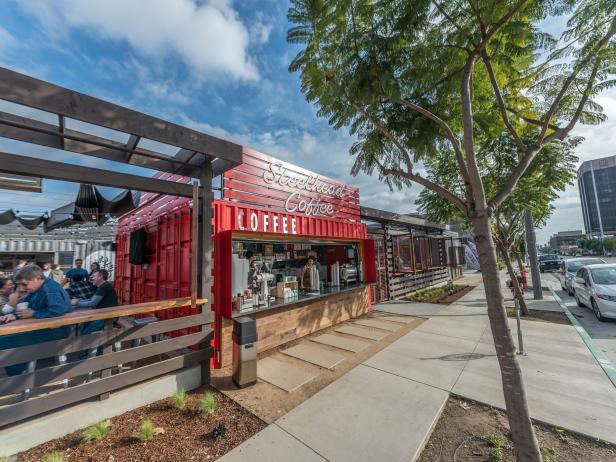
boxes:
[66,274,95,300]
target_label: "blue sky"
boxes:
[0,1,615,244]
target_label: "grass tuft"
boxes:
[169,388,188,410]
[135,419,155,443]
[553,427,568,443]
[486,434,503,461]
[82,419,112,442]
[198,391,217,416]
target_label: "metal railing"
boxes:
[0,297,213,427]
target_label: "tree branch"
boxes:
[460,53,487,214]
[490,16,616,211]
[542,56,602,144]
[433,0,474,42]
[392,97,472,188]
[374,159,468,214]
[481,51,527,151]
[483,0,530,44]
[506,107,560,131]
[537,15,616,143]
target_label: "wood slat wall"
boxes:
[222,148,361,221]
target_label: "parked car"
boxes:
[538,254,561,273]
[560,257,606,295]
[572,264,616,321]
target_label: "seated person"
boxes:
[66,274,95,300]
[72,269,118,334]
[0,278,14,306]
[88,262,100,282]
[0,265,73,376]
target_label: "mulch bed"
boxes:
[506,308,570,325]
[17,386,266,462]
[404,285,474,305]
[419,397,616,462]
[434,285,475,304]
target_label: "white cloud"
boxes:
[19,0,259,81]
[0,26,16,56]
[249,13,274,45]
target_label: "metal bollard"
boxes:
[515,298,526,356]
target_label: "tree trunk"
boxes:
[516,255,525,275]
[472,213,541,462]
[501,246,529,316]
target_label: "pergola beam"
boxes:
[0,67,242,166]
[0,151,194,197]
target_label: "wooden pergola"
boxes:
[0,66,243,306]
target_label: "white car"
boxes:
[572,264,616,321]
[560,257,606,295]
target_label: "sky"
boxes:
[0,0,614,245]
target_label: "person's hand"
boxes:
[71,298,78,306]
[8,292,22,306]
[16,307,34,319]
[0,313,16,324]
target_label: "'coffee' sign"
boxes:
[222,147,360,220]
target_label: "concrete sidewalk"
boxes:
[220,285,616,462]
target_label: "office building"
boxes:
[578,155,616,238]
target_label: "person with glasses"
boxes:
[0,265,73,376]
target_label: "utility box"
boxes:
[232,317,258,388]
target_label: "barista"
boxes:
[245,250,256,287]
[300,256,318,290]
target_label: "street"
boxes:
[543,268,616,368]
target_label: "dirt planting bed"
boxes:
[17,386,266,462]
[419,397,616,462]
[403,284,474,305]
[506,308,570,325]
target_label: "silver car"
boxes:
[573,264,616,321]
[560,257,606,295]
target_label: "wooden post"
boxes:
[99,319,114,400]
[191,181,199,309]
[199,161,214,383]
[410,230,416,273]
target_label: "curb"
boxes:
[549,288,616,389]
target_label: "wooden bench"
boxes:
[0,297,213,428]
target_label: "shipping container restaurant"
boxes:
[116,147,377,367]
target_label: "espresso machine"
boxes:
[251,261,275,306]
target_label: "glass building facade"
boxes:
[578,155,616,237]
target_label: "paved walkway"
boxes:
[220,284,616,462]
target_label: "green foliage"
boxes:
[82,419,112,442]
[403,284,464,302]
[169,388,188,410]
[553,426,568,443]
[135,419,155,443]
[42,452,65,462]
[486,434,504,461]
[540,445,556,455]
[213,424,226,439]
[198,391,217,416]
[579,237,616,252]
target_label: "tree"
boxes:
[288,1,615,460]
[417,133,578,315]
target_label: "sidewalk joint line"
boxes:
[451,323,490,391]
[273,423,331,462]
[360,363,453,394]
[549,287,616,389]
